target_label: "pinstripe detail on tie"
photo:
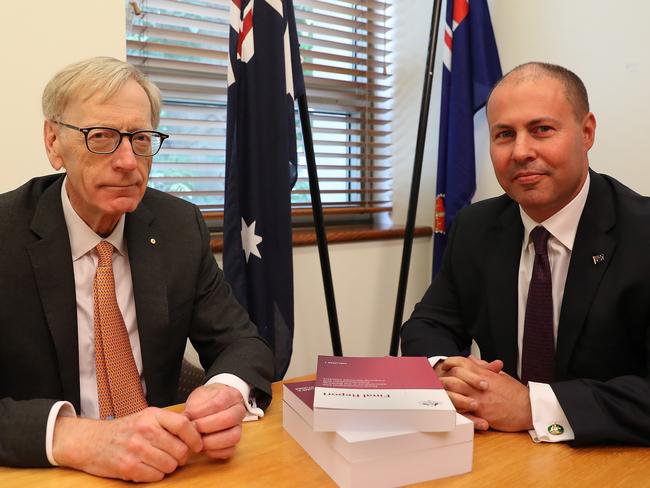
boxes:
[94,241,148,419]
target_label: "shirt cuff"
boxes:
[207,373,264,421]
[46,401,77,466]
[428,356,448,368]
[527,381,575,443]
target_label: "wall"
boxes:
[487,0,650,197]
[394,0,650,220]
[3,1,650,378]
[0,1,431,379]
[0,1,126,190]
[218,239,432,379]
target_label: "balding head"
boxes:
[487,62,589,121]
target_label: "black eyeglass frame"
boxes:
[55,121,169,156]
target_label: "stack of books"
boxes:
[282,356,473,487]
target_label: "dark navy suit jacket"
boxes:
[402,170,650,446]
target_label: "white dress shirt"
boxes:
[46,178,261,465]
[62,184,143,419]
[518,173,590,443]
[429,173,590,443]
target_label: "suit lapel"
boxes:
[26,176,81,410]
[556,172,616,379]
[125,201,169,406]
[486,202,524,376]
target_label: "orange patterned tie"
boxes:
[94,241,148,419]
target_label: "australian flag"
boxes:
[224,0,305,379]
[432,0,501,275]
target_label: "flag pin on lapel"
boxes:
[592,254,605,264]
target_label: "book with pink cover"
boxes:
[312,356,455,432]
[282,380,473,487]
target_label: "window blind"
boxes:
[126,0,392,221]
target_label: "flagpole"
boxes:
[389,0,444,356]
[297,94,343,356]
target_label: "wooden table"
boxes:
[1,379,648,487]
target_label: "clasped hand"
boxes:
[435,355,533,432]
[53,383,246,482]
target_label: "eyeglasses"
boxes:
[55,121,169,157]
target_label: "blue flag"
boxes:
[224,0,305,379]
[433,0,501,275]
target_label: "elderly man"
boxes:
[402,62,650,446]
[0,57,274,481]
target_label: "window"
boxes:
[126,0,392,226]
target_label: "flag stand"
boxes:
[297,94,343,356]
[389,0,444,356]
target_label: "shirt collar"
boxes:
[519,172,590,252]
[60,176,127,261]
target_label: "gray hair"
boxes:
[42,56,161,128]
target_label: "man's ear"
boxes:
[582,112,597,151]
[44,120,65,171]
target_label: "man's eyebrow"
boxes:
[489,123,512,131]
[527,117,561,126]
[489,117,561,131]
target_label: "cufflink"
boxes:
[547,423,564,435]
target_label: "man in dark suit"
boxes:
[0,57,274,480]
[401,62,650,446]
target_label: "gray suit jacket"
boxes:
[0,174,274,466]
[401,171,650,446]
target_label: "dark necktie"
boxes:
[521,226,555,384]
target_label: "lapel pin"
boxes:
[592,254,605,264]
[150,238,157,245]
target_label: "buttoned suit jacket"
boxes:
[401,170,650,446]
[0,174,274,466]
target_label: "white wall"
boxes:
[487,0,650,197]
[0,1,126,191]
[0,1,432,379]
[215,239,432,379]
[398,0,650,212]
[3,1,650,378]
[190,0,650,376]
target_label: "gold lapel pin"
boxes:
[150,238,157,245]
